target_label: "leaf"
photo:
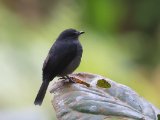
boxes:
[96,79,111,88]
[50,72,160,120]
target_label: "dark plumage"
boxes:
[34,28,84,105]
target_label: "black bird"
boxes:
[34,28,84,105]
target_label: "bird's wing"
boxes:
[43,54,50,70]
[42,42,77,80]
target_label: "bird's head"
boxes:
[58,28,84,40]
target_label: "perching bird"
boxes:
[34,28,84,105]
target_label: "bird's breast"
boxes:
[58,43,83,76]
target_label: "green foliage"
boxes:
[158,114,160,120]
[96,79,111,88]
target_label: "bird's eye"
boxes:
[73,31,77,34]
[70,31,78,36]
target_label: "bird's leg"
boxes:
[59,76,70,83]
[66,75,90,87]
[60,75,90,87]
[65,75,75,83]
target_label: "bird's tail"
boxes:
[34,81,49,105]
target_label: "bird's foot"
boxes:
[65,75,75,83]
[59,76,69,82]
[59,75,90,87]
[66,75,90,87]
[59,76,66,80]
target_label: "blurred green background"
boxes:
[0,0,160,119]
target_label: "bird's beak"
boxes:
[79,31,85,35]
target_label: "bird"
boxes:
[34,28,84,105]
